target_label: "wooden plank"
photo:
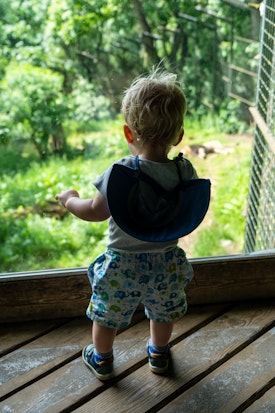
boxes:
[1,252,274,322]
[0,274,91,321]
[0,305,226,412]
[0,319,67,356]
[72,302,275,413]
[250,107,275,155]
[0,317,91,400]
[187,253,275,305]
[0,309,143,401]
[157,328,275,413]
[242,386,275,413]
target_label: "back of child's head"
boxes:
[121,65,187,147]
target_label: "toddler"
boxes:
[56,66,209,380]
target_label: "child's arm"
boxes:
[55,189,110,222]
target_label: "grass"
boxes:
[0,116,252,273]
[174,115,252,257]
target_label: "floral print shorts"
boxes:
[86,247,194,329]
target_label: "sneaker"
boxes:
[82,344,114,381]
[147,341,170,374]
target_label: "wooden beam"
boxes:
[0,252,274,322]
[187,251,275,305]
[249,107,275,155]
[228,64,257,77]
[228,92,255,106]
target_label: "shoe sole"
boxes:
[82,346,115,381]
[149,361,169,374]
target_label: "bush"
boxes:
[0,62,68,158]
[70,77,112,125]
[0,214,108,272]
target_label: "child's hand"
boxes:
[55,189,80,208]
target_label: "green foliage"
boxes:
[70,77,112,124]
[0,63,68,158]
[0,139,38,175]
[0,0,259,271]
[0,214,108,272]
[0,116,252,272]
[0,121,129,272]
[218,99,249,134]
[0,0,50,65]
[0,0,259,158]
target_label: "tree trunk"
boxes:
[131,0,159,63]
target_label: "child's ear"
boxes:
[123,124,134,144]
[173,128,184,146]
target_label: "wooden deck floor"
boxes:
[0,300,274,413]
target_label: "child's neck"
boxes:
[137,145,171,163]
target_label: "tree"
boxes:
[0,63,67,158]
[0,0,262,153]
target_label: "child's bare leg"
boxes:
[148,320,173,373]
[150,320,173,347]
[92,322,117,353]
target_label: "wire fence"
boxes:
[244,0,275,252]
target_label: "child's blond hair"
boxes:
[121,66,187,146]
